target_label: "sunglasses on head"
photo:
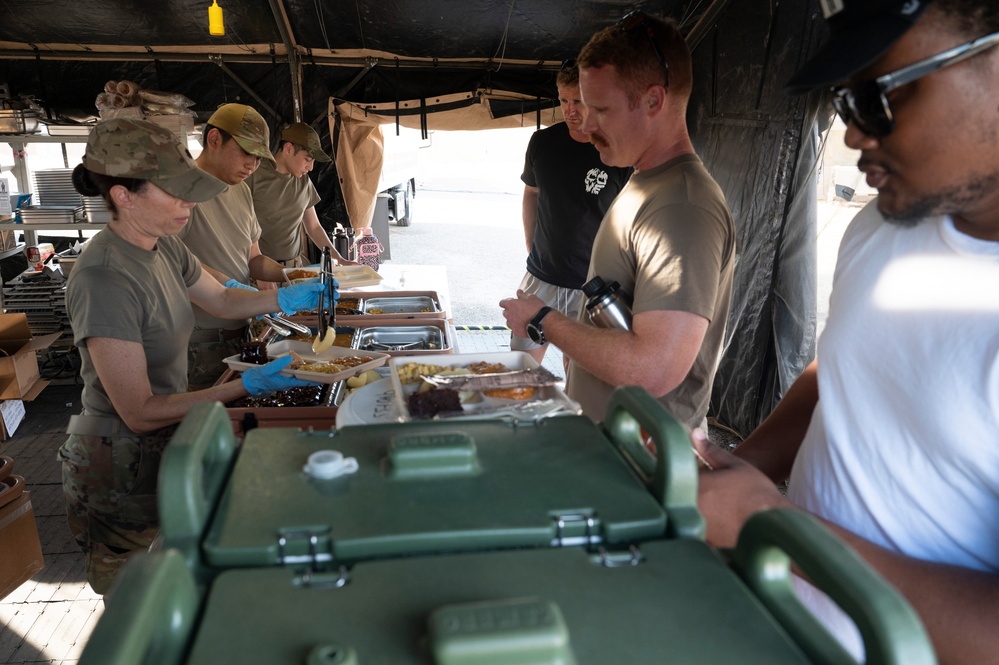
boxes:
[832,30,999,138]
[617,10,669,88]
[561,58,576,71]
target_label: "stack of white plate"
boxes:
[83,196,112,224]
[32,168,82,207]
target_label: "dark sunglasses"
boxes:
[832,30,999,138]
[617,10,669,88]
[561,58,576,71]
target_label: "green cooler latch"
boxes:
[549,511,601,548]
[429,597,576,665]
[277,527,335,568]
[389,432,481,479]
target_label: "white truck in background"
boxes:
[377,126,424,227]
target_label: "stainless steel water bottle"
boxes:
[332,224,353,261]
[583,276,633,331]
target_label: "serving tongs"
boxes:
[312,248,337,353]
[262,314,312,338]
[364,340,427,352]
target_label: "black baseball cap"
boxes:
[786,0,932,94]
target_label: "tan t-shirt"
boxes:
[178,182,261,330]
[246,160,321,262]
[566,154,736,429]
[67,229,202,419]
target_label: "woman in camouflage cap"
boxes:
[59,118,333,594]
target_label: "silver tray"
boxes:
[356,325,447,352]
[0,110,40,134]
[361,296,438,315]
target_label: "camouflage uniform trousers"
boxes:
[187,328,245,390]
[57,424,178,595]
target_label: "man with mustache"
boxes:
[501,12,736,431]
[178,103,289,389]
[509,59,631,366]
[693,1,999,661]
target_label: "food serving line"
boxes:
[212,263,456,435]
[215,262,570,435]
[73,262,935,664]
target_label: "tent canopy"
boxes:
[0,0,831,435]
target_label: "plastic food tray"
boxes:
[224,345,388,385]
[282,264,383,289]
[388,351,580,422]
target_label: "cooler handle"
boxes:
[602,386,704,540]
[732,509,937,665]
[158,402,238,568]
[79,550,199,665]
[0,473,25,510]
[0,454,13,482]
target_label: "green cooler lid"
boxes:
[202,416,668,568]
[186,540,814,665]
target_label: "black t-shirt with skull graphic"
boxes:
[521,122,632,288]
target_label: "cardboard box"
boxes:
[0,314,61,400]
[0,229,17,251]
[0,488,45,600]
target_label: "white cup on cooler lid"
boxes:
[303,450,359,479]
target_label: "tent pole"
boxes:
[267,0,303,122]
[684,0,735,51]
[209,55,285,123]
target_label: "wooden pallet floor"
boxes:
[0,383,100,665]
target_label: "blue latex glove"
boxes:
[223,278,258,291]
[276,278,339,315]
[241,355,317,396]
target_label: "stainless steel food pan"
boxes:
[361,296,438,315]
[356,325,448,352]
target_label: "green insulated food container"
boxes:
[80,509,936,665]
[160,388,692,572]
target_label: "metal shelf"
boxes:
[0,243,25,260]
[3,130,95,245]
[0,132,90,143]
[0,223,106,232]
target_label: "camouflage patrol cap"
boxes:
[83,118,227,202]
[207,103,276,165]
[280,122,331,162]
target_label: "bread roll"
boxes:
[116,80,138,97]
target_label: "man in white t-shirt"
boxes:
[693,1,999,663]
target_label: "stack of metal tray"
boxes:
[0,109,40,134]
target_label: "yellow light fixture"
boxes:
[209,0,225,36]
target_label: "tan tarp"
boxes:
[329,90,562,228]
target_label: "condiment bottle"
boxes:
[354,227,383,271]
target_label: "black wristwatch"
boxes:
[526,306,554,344]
